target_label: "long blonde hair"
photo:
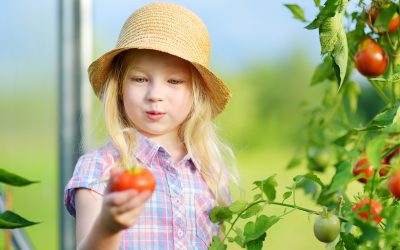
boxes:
[101,50,240,206]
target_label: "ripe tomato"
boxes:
[388,170,400,199]
[353,158,374,183]
[351,198,382,223]
[109,167,156,192]
[354,37,388,77]
[368,6,400,33]
[313,214,340,243]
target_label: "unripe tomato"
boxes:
[307,147,335,171]
[353,158,374,183]
[313,214,340,243]
[109,167,156,192]
[352,198,382,223]
[388,170,400,199]
[354,37,388,77]
[368,6,400,33]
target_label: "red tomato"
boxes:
[109,168,156,192]
[352,198,382,223]
[353,158,374,183]
[354,37,388,77]
[379,166,390,177]
[388,171,400,199]
[368,7,400,33]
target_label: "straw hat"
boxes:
[88,2,232,116]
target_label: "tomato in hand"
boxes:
[313,213,340,243]
[368,6,400,33]
[109,167,156,193]
[354,37,388,77]
[388,170,400,199]
[352,198,382,223]
[353,158,374,183]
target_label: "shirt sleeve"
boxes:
[64,149,110,217]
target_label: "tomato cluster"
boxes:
[354,5,400,77]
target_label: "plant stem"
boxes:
[221,199,349,245]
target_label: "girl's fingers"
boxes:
[104,189,138,206]
[113,190,153,214]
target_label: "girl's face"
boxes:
[122,50,193,139]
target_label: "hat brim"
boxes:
[88,48,231,116]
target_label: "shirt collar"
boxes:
[134,132,196,169]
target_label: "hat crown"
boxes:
[116,2,211,67]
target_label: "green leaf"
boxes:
[245,233,266,250]
[366,136,385,170]
[240,203,263,219]
[353,219,380,243]
[368,103,400,129]
[284,4,307,22]
[253,175,277,201]
[286,156,302,169]
[229,200,248,214]
[294,173,325,189]
[0,168,38,186]
[314,0,321,8]
[210,206,232,223]
[208,236,227,250]
[0,210,39,229]
[306,0,340,30]
[244,215,279,243]
[310,56,335,86]
[325,161,353,194]
[282,191,292,201]
[340,232,358,250]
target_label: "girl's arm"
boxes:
[75,187,152,250]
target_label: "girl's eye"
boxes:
[168,79,184,85]
[132,77,147,83]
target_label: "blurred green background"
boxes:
[0,0,379,249]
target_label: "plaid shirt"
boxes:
[64,133,220,249]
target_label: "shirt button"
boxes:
[177,230,184,238]
[175,198,181,204]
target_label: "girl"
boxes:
[64,2,240,249]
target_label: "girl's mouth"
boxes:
[146,111,165,121]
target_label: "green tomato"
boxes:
[308,147,335,171]
[313,214,340,243]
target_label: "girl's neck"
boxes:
[143,132,187,164]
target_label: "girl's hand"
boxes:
[99,168,153,233]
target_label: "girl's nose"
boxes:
[146,81,164,102]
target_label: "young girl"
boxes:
[64,2,240,249]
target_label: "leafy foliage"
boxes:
[209,1,400,249]
[0,169,39,228]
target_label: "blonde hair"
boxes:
[101,50,240,206]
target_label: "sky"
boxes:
[0,0,330,90]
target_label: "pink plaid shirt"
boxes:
[64,134,220,249]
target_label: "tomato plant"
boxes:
[354,37,388,77]
[109,167,156,193]
[209,1,400,249]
